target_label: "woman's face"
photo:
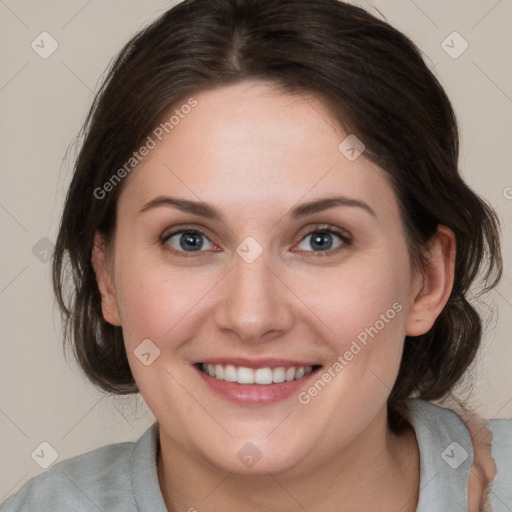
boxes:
[99,80,426,475]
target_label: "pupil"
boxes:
[177,232,333,252]
[311,232,332,251]
[180,232,203,251]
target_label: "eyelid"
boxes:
[160,223,352,256]
[291,224,352,256]
[296,223,351,242]
[161,224,212,241]
[160,225,219,253]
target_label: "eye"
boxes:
[162,228,217,255]
[161,224,351,257]
[294,225,350,255]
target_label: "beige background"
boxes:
[1,0,511,501]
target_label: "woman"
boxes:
[2,0,510,510]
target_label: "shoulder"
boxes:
[486,417,512,511]
[1,436,140,512]
[405,398,512,511]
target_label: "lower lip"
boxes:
[195,366,321,406]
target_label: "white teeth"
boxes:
[215,364,224,380]
[255,368,273,385]
[201,363,314,385]
[237,367,255,384]
[285,367,296,381]
[224,364,237,382]
[272,367,286,384]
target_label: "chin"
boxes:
[193,431,314,477]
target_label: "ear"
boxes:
[91,232,121,326]
[406,225,456,336]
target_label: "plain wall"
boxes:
[1,0,511,501]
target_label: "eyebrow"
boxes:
[139,195,376,221]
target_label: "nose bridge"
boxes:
[214,240,293,341]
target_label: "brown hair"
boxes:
[52,0,502,431]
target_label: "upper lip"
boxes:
[196,358,321,369]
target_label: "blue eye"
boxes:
[296,228,348,253]
[161,225,350,257]
[163,230,215,253]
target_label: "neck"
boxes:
[157,406,420,512]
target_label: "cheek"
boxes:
[114,230,412,382]
[309,254,408,331]
[300,251,411,381]
[113,259,208,406]
[115,261,209,346]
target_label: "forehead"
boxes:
[118,80,399,223]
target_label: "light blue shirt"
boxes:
[1,399,511,511]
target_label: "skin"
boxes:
[92,80,459,511]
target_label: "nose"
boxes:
[214,248,294,343]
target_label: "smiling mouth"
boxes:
[197,363,321,385]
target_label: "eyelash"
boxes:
[160,224,352,258]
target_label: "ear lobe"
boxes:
[91,232,121,326]
[406,225,456,336]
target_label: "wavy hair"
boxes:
[52,0,502,431]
